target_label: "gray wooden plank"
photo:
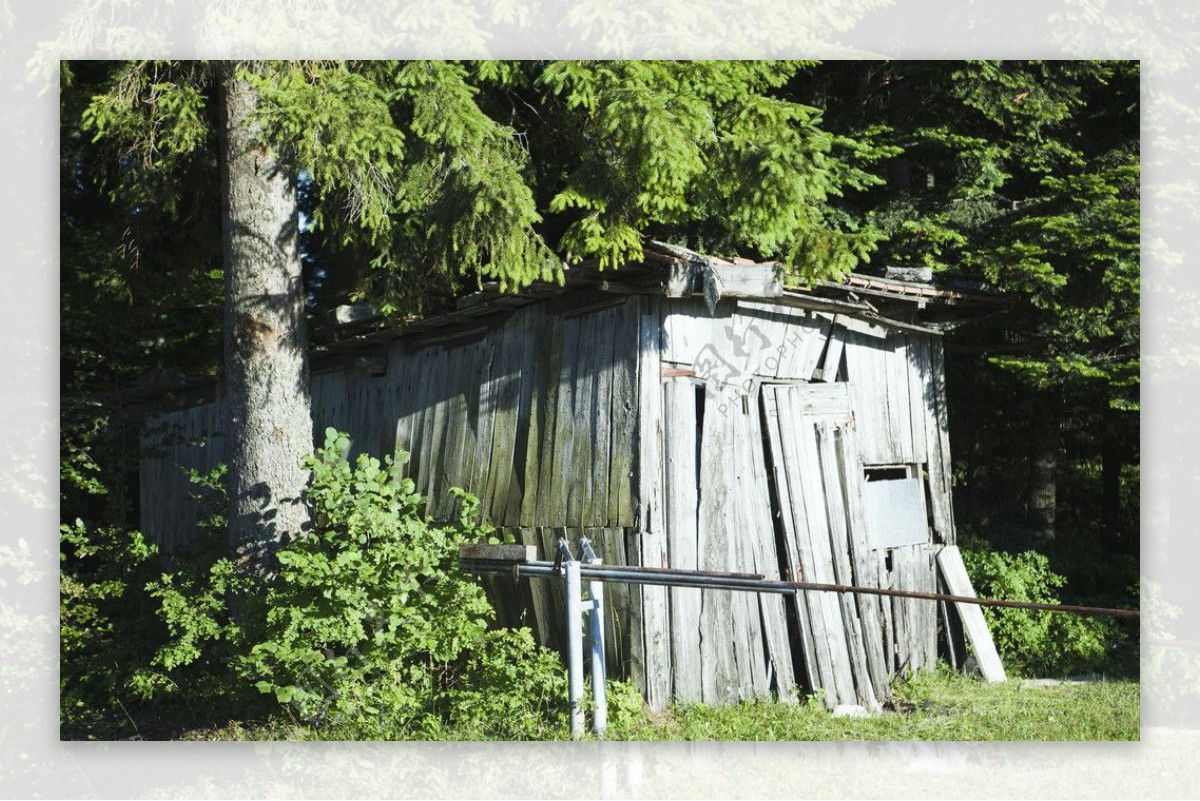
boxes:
[789,390,859,707]
[837,420,894,696]
[771,386,852,707]
[928,336,957,545]
[663,378,703,703]
[625,527,646,700]
[744,394,797,701]
[505,307,539,526]
[843,331,885,465]
[937,545,1006,682]
[549,316,582,527]
[905,332,929,464]
[588,307,616,527]
[610,299,639,527]
[761,387,821,695]
[530,313,564,525]
[815,421,881,711]
[481,323,515,524]
[798,314,834,381]
[697,385,737,704]
[729,405,767,700]
[818,320,846,383]
[636,296,672,711]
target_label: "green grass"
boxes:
[602,670,1138,741]
[178,669,1139,741]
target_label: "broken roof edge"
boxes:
[328,241,1005,342]
[113,242,1005,411]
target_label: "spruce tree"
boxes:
[69,59,889,572]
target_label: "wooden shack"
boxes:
[139,242,1003,712]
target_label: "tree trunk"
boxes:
[219,63,313,578]
[1027,394,1060,542]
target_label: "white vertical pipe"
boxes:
[565,559,584,739]
[588,564,607,737]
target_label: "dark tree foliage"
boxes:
[804,60,1139,604]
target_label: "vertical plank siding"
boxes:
[141,288,975,708]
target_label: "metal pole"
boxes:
[580,538,607,738]
[563,552,585,739]
[460,557,1141,619]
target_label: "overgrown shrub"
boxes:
[60,520,162,736]
[960,539,1126,677]
[237,429,567,739]
[62,431,570,740]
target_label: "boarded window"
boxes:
[863,471,929,550]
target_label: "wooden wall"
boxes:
[655,297,957,706]
[140,291,963,710]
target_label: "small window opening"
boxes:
[863,463,930,550]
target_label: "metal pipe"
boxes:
[582,541,607,738]
[460,558,1140,620]
[564,558,584,740]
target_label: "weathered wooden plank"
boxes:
[592,527,630,678]
[884,331,913,463]
[771,386,855,707]
[566,311,595,526]
[459,542,538,562]
[588,307,616,527]
[403,349,431,487]
[732,300,789,380]
[816,421,881,711]
[798,314,834,381]
[791,392,860,707]
[421,349,450,516]
[663,378,703,703]
[609,299,639,527]
[817,320,846,383]
[760,388,819,696]
[937,546,1006,682]
[542,526,569,655]
[837,420,893,696]
[844,330,887,465]
[451,342,485,519]
[661,298,711,367]
[625,527,646,700]
[469,334,498,516]
[518,526,555,648]
[635,296,671,711]
[741,398,795,700]
[890,543,939,675]
[529,313,564,525]
[696,385,737,704]
[927,336,957,545]
[479,322,512,523]
[905,332,929,464]
[505,307,539,526]
[763,386,827,701]
[729,404,768,700]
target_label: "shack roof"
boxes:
[117,241,1005,411]
[325,240,1005,352]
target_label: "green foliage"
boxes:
[72,59,897,321]
[959,539,1125,678]
[540,60,889,278]
[238,429,566,739]
[59,519,162,736]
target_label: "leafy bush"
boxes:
[60,519,165,736]
[238,429,567,739]
[960,539,1125,677]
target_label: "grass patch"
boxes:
[176,669,1139,741]
[605,670,1138,741]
